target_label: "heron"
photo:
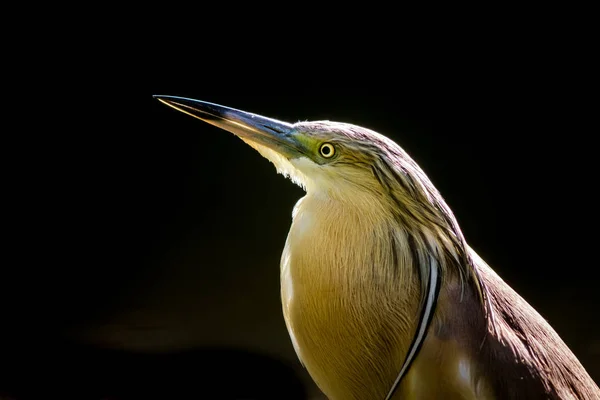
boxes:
[154,95,599,400]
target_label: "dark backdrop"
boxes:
[2,34,597,399]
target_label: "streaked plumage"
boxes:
[155,96,599,400]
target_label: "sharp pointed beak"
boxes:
[154,95,302,158]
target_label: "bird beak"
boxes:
[154,95,302,158]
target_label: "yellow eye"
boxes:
[319,143,335,158]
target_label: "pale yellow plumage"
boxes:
[282,187,420,399]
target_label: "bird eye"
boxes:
[319,143,335,158]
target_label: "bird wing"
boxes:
[470,249,600,399]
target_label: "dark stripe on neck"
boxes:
[384,257,442,400]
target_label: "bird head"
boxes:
[153,96,429,205]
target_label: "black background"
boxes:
[2,20,598,399]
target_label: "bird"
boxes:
[153,95,599,400]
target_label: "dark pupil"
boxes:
[322,146,331,155]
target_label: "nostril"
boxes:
[264,124,285,134]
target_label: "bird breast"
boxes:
[280,193,420,399]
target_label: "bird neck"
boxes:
[293,189,392,240]
[288,189,418,295]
